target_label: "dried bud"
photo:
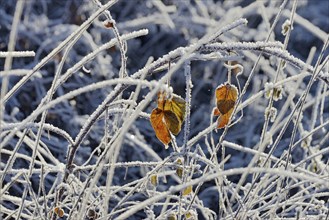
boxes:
[281,19,291,36]
[103,20,114,28]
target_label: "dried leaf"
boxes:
[150,174,158,186]
[182,185,193,196]
[150,92,186,147]
[150,108,171,146]
[214,83,238,129]
[54,207,64,218]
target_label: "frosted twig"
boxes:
[0,30,149,151]
[116,167,329,219]
[1,122,74,145]
[1,0,118,104]
[0,51,35,58]
[0,0,25,216]
[92,0,127,78]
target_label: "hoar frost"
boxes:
[265,106,277,123]
[264,82,283,101]
[281,19,292,36]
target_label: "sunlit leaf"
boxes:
[166,95,186,123]
[150,108,171,147]
[215,83,238,129]
[164,110,181,135]
[150,92,186,147]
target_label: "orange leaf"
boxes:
[213,108,220,116]
[150,108,171,147]
[217,108,234,129]
[214,83,238,129]
[150,92,186,147]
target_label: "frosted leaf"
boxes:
[273,85,283,101]
[264,82,274,91]
[167,212,177,220]
[265,132,273,147]
[265,107,277,123]
[69,99,76,106]
[281,60,287,70]
[264,82,283,101]
[307,159,318,173]
[293,111,303,124]
[167,86,174,98]
[185,210,197,219]
[182,185,193,196]
[175,157,184,178]
[150,174,158,186]
[264,82,274,99]
[281,19,291,36]
[301,131,312,148]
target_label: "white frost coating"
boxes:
[265,106,277,123]
[2,1,328,218]
[1,0,120,104]
[264,82,274,99]
[0,29,150,149]
[0,51,35,58]
[318,71,329,83]
[281,19,291,36]
[183,60,192,151]
[206,41,284,51]
[116,167,328,219]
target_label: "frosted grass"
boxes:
[0,0,328,219]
